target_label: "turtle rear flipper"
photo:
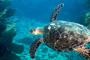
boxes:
[50,3,64,22]
[29,37,43,59]
[74,46,90,59]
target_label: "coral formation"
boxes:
[0,28,24,59]
[2,28,24,54]
[1,28,16,43]
[0,0,11,12]
[0,0,24,60]
[0,0,16,27]
[4,8,16,18]
[0,28,24,60]
[84,12,90,29]
[0,23,6,37]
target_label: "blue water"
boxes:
[11,0,89,23]
[0,0,90,60]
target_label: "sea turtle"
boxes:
[29,3,90,59]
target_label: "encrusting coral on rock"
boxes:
[0,0,24,60]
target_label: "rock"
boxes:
[4,53,21,60]
[1,28,16,43]
[0,0,11,12]
[0,23,6,37]
[4,8,16,18]
[8,43,24,54]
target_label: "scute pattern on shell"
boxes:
[43,21,89,52]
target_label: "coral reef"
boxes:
[0,0,24,60]
[2,28,16,43]
[4,8,16,18]
[0,0,12,11]
[0,0,16,27]
[0,23,6,37]
[84,12,90,29]
[0,27,24,60]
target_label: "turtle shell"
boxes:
[43,21,90,52]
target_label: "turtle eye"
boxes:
[29,28,36,34]
[29,29,33,33]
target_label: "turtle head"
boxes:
[29,27,43,35]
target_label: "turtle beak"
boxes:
[29,27,43,35]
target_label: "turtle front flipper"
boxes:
[50,3,64,22]
[74,46,90,59]
[29,37,43,59]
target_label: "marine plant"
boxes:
[0,0,24,60]
[0,27,24,60]
[0,0,16,27]
[0,28,24,59]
